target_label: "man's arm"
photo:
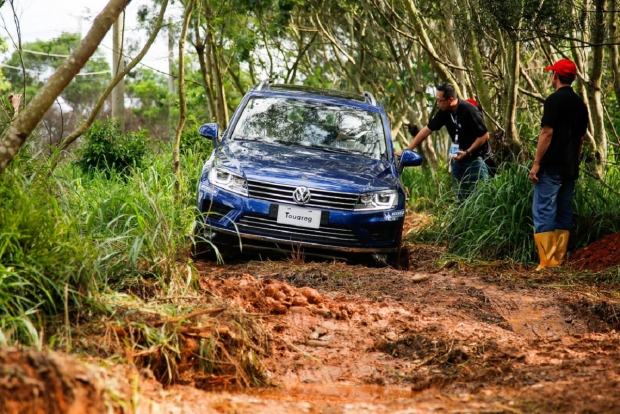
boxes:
[395,125,433,156]
[528,125,554,184]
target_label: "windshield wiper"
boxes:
[233,135,260,141]
[299,144,352,154]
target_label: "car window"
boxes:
[231,97,387,159]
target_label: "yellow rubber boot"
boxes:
[554,229,570,265]
[534,231,560,271]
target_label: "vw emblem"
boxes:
[292,186,311,205]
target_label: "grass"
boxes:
[407,161,620,264]
[0,142,272,387]
[0,168,98,346]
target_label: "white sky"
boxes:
[0,0,180,76]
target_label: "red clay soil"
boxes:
[568,232,620,272]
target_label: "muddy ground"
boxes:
[2,215,620,413]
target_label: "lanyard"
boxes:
[450,112,459,143]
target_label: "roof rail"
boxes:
[256,79,273,91]
[363,91,377,106]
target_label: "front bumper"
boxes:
[196,186,404,254]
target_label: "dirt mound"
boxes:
[0,348,107,414]
[569,232,620,272]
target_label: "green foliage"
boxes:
[75,120,150,176]
[61,146,202,292]
[401,163,452,212]
[126,68,171,138]
[181,116,213,155]
[412,164,535,261]
[0,170,98,346]
[571,167,620,249]
[410,163,620,263]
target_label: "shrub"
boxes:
[0,170,98,346]
[75,119,149,176]
[411,162,620,263]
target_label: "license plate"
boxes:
[277,205,321,229]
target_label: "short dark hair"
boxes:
[437,82,457,99]
[557,74,575,85]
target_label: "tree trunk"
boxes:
[609,6,620,119]
[584,0,607,177]
[172,0,196,197]
[111,11,126,129]
[403,0,461,94]
[201,0,227,128]
[193,16,215,122]
[503,36,523,160]
[0,0,132,174]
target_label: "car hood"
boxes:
[216,140,397,192]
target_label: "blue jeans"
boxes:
[451,157,489,200]
[532,171,575,233]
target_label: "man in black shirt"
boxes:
[529,59,589,270]
[399,82,491,200]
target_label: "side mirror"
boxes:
[199,123,220,146]
[398,149,423,173]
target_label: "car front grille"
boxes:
[237,214,361,246]
[247,179,359,211]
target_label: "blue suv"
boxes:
[195,82,423,264]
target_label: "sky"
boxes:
[0,0,180,77]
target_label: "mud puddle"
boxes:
[250,383,414,404]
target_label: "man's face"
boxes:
[435,91,453,110]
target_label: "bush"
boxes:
[0,170,98,346]
[411,162,620,263]
[75,119,149,176]
[59,146,201,292]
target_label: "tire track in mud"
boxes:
[195,258,620,413]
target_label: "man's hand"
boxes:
[529,164,540,183]
[394,150,403,157]
[453,150,468,162]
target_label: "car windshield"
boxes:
[230,97,387,160]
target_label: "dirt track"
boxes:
[2,233,620,413]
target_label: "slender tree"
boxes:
[172,0,196,197]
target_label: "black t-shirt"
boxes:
[427,99,490,159]
[540,86,589,178]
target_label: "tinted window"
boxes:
[231,97,387,159]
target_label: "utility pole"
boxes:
[168,16,175,141]
[112,11,125,130]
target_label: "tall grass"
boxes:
[0,169,98,346]
[0,144,210,345]
[409,162,620,263]
[54,147,206,295]
[400,163,452,212]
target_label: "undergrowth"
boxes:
[407,162,620,264]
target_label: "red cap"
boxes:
[545,59,577,79]
[465,98,478,107]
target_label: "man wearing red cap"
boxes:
[529,59,589,270]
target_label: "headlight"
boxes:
[354,190,398,211]
[207,167,248,196]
